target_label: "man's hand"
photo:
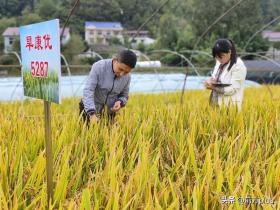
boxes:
[111,100,122,112]
[89,114,99,124]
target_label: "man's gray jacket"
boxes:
[82,59,131,115]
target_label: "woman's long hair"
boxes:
[212,38,237,71]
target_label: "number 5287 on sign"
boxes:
[31,61,48,77]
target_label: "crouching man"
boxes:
[79,50,137,125]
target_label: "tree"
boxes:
[244,34,270,57]
[61,33,85,64]
[0,0,279,57]
[0,0,32,16]
[12,38,20,52]
[78,0,121,21]
[156,12,179,50]
[274,22,280,31]
[109,37,122,45]
[189,0,269,53]
[18,7,42,25]
[0,0,20,16]
[137,42,145,52]
[36,0,59,20]
[272,41,280,50]
[116,0,161,31]
[260,0,280,23]
[190,0,228,43]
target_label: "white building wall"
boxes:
[4,37,14,53]
[85,27,123,45]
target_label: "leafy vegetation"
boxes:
[0,0,279,54]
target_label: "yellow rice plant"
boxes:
[0,86,279,209]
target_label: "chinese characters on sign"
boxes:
[25,34,53,51]
[25,34,53,78]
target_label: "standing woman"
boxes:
[204,39,247,110]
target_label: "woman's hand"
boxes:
[204,78,215,90]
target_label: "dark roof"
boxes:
[262,30,280,41]
[125,30,151,37]
[244,60,280,72]
[85,21,123,29]
[2,27,19,36]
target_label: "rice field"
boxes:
[0,86,279,209]
[22,71,59,103]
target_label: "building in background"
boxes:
[262,30,280,42]
[262,30,280,60]
[85,21,123,45]
[2,27,70,53]
[126,30,155,48]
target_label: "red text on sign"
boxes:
[31,61,48,77]
[25,34,52,51]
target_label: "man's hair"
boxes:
[117,50,137,68]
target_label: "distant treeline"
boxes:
[1,0,280,66]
